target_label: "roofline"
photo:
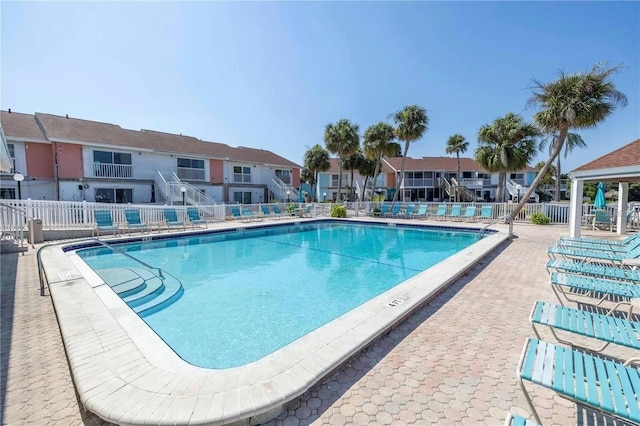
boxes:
[568,165,640,181]
[5,136,49,144]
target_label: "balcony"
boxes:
[92,162,133,178]
[177,167,205,181]
[459,178,484,188]
[403,178,435,187]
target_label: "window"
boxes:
[275,169,290,184]
[7,143,16,172]
[94,150,132,165]
[0,188,16,199]
[233,166,251,183]
[95,188,133,204]
[233,191,252,204]
[177,158,204,169]
[331,174,347,187]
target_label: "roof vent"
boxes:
[8,108,11,113]
[66,114,69,119]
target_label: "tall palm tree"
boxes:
[445,134,469,202]
[324,119,360,201]
[542,132,586,201]
[510,62,627,218]
[342,151,364,200]
[303,144,330,202]
[363,122,396,201]
[392,105,428,202]
[476,113,540,202]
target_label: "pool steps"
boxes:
[96,267,183,316]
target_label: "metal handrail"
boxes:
[479,214,514,239]
[37,237,184,296]
[91,238,164,279]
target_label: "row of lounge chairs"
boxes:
[376,203,495,222]
[93,207,207,237]
[513,231,640,425]
[230,205,314,222]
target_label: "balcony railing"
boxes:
[459,178,484,188]
[177,167,205,181]
[92,162,133,178]
[403,178,435,187]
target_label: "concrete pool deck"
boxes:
[1,218,635,425]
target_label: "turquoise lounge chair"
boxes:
[124,209,148,235]
[447,205,462,221]
[231,206,249,222]
[411,204,428,219]
[518,338,640,425]
[431,204,447,220]
[261,205,276,219]
[557,233,639,252]
[163,208,185,230]
[479,205,494,222]
[547,243,640,265]
[558,232,639,247]
[271,205,285,218]
[593,209,614,231]
[389,204,401,217]
[187,207,207,228]
[242,208,262,221]
[550,272,640,310]
[462,205,477,222]
[546,259,640,284]
[530,301,640,353]
[94,210,120,237]
[379,204,390,217]
[402,204,415,218]
[504,413,540,426]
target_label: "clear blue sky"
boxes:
[2,1,638,172]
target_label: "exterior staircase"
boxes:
[155,171,217,206]
[450,177,477,202]
[269,177,299,202]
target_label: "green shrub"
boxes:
[529,211,551,225]
[330,205,347,218]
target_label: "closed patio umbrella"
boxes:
[594,182,607,209]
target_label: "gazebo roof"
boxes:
[569,138,640,182]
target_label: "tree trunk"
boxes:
[312,170,317,202]
[370,155,381,202]
[337,156,343,202]
[362,176,369,200]
[456,153,461,203]
[497,173,506,202]
[554,156,561,202]
[510,126,569,220]
[350,168,355,201]
[392,140,410,203]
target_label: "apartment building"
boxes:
[0,110,300,204]
[317,156,538,202]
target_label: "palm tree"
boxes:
[510,62,627,218]
[324,119,360,202]
[342,151,365,201]
[542,132,586,201]
[363,122,396,202]
[303,144,330,202]
[357,157,377,200]
[476,113,540,202]
[392,105,429,202]
[445,134,469,202]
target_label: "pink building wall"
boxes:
[292,168,301,188]
[25,143,54,178]
[209,159,224,184]
[55,143,83,178]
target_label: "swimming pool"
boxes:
[77,221,481,368]
[42,218,507,425]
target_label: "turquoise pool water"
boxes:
[78,221,481,369]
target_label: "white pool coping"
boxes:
[41,219,508,425]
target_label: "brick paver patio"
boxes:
[1,221,634,425]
